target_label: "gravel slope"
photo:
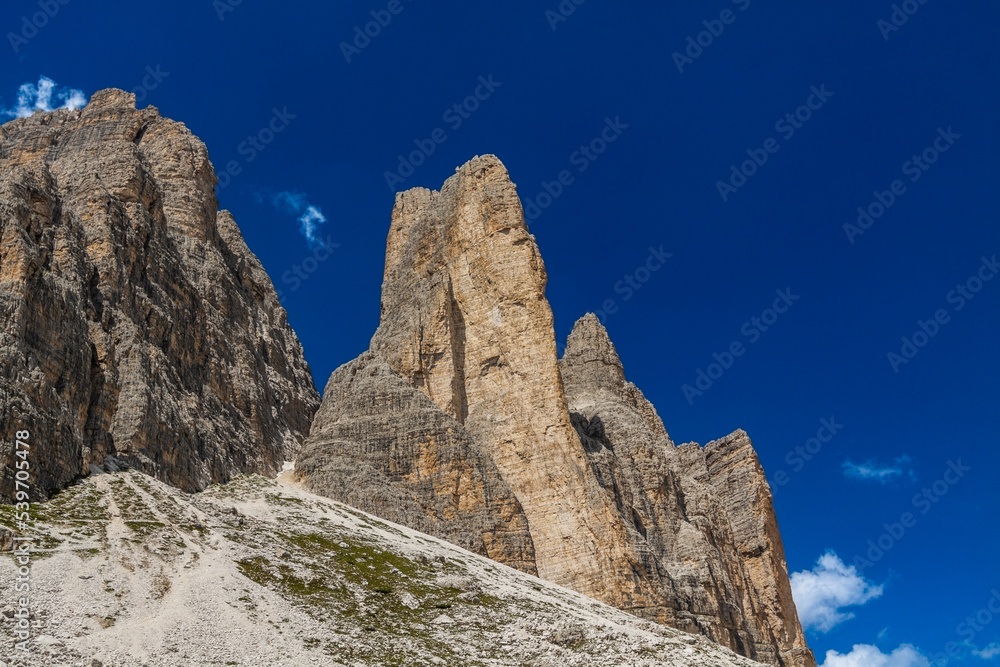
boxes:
[0,464,764,667]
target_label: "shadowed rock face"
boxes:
[562,314,815,667]
[296,155,815,666]
[296,351,537,573]
[0,89,813,666]
[0,89,320,501]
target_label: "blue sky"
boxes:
[2,1,998,664]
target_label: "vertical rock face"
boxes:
[296,155,815,666]
[702,431,817,667]
[365,157,653,604]
[0,89,320,501]
[562,314,814,667]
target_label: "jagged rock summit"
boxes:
[295,155,816,666]
[0,89,320,501]
[562,314,815,667]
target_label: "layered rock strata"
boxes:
[0,89,320,501]
[562,314,814,667]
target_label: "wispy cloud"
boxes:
[974,643,1000,659]
[1,76,87,119]
[258,190,329,247]
[843,455,917,484]
[821,643,930,667]
[791,551,884,632]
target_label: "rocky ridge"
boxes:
[562,314,814,667]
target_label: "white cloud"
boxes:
[64,89,87,109]
[296,205,326,245]
[843,455,916,484]
[1,76,87,119]
[974,643,1000,659]
[821,644,930,667]
[271,190,307,212]
[791,551,883,632]
[263,190,329,247]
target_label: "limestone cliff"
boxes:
[296,155,815,666]
[0,91,813,666]
[0,89,320,501]
[562,314,814,667]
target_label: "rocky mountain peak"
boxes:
[561,313,627,392]
[298,155,816,666]
[373,153,547,424]
[0,93,320,500]
[1,92,815,665]
[83,87,138,112]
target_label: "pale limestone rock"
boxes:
[562,314,814,667]
[0,91,813,666]
[363,156,653,605]
[296,351,537,573]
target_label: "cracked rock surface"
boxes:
[0,92,813,666]
[0,89,320,501]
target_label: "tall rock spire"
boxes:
[305,155,658,605]
[295,155,816,666]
